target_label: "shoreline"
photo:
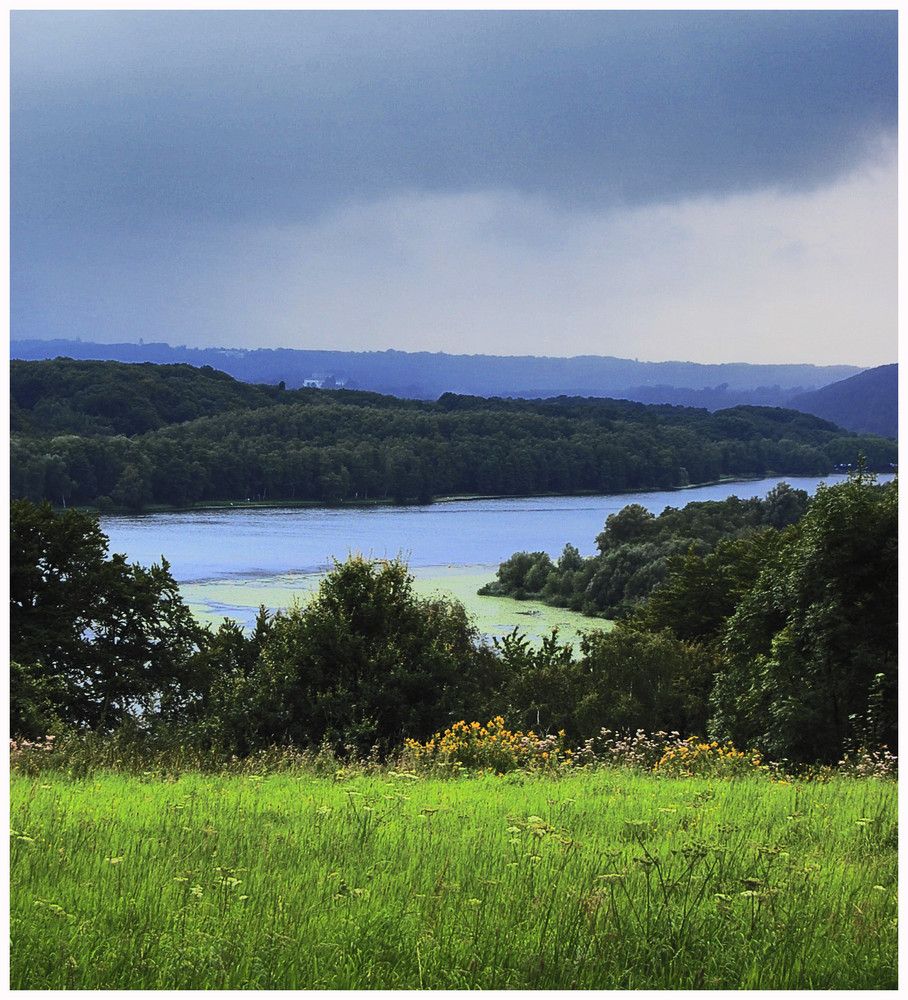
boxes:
[78,474,780,518]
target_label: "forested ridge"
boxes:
[10,359,897,511]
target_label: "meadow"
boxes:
[10,739,897,990]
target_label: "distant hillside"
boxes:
[9,338,863,408]
[10,358,897,512]
[789,365,897,439]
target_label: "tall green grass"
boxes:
[10,768,897,989]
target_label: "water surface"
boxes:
[100,476,860,584]
[99,475,871,638]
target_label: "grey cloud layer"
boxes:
[10,11,897,363]
[12,9,897,231]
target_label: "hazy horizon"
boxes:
[10,336,884,371]
[11,11,897,368]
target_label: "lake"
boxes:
[99,474,876,641]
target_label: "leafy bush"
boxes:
[478,551,555,600]
[573,728,686,771]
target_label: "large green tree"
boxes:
[574,626,718,739]
[215,556,503,754]
[10,500,205,734]
[626,529,787,644]
[711,472,898,762]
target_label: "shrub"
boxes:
[402,717,571,775]
[568,728,769,779]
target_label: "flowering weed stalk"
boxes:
[9,735,57,775]
[836,746,898,780]
[584,729,686,771]
[654,737,767,779]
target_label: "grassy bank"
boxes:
[10,765,896,989]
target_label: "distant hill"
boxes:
[9,338,864,409]
[10,358,897,511]
[789,365,897,439]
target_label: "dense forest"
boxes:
[10,471,897,765]
[10,359,897,511]
[479,482,811,618]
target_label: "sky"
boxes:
[9,9,898,366]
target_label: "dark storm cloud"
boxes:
[10,10,897,364]
[11,9,897,232]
